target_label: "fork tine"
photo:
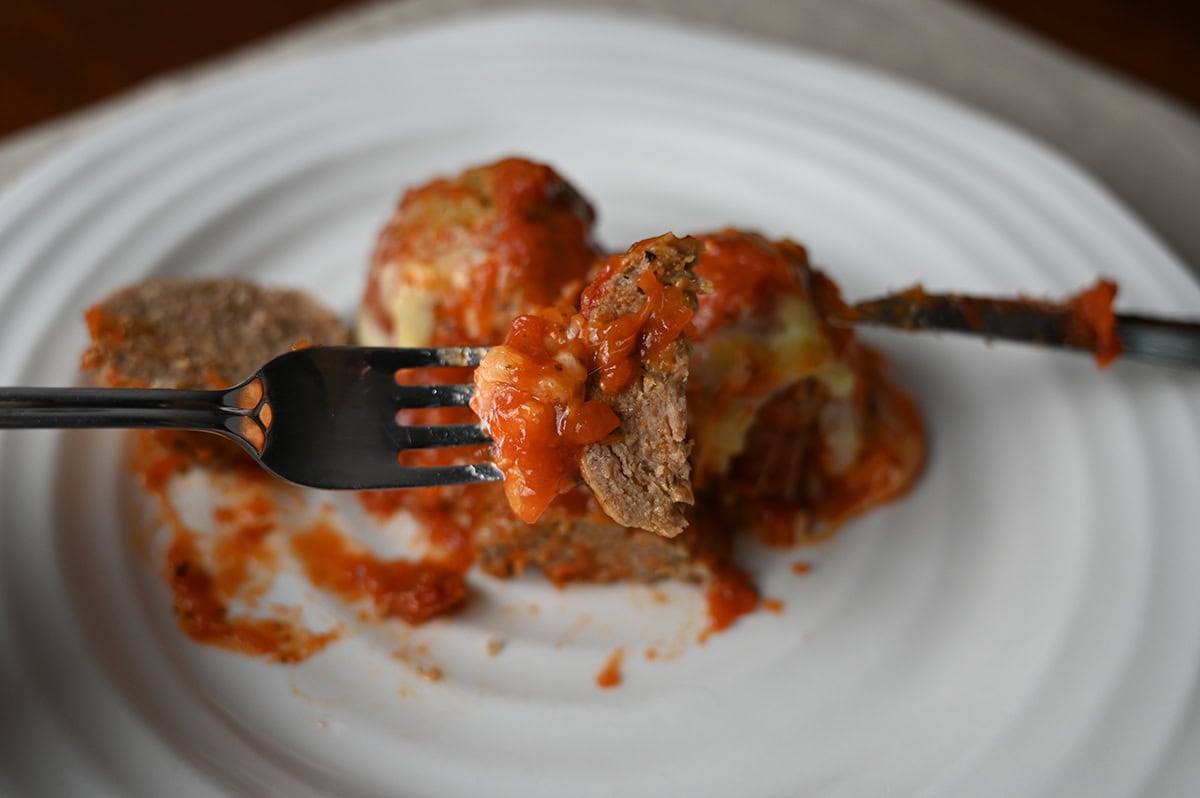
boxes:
[393,383,475,408]
[363,346,490,371]
[397,423,492,450]
[393,462,504,488]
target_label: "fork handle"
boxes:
[0,387,237,430]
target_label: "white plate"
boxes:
[2,9,1199,797]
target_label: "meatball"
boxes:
[684,229,925,540]
[357,157,602,347]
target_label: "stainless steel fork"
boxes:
[0,347,502,489]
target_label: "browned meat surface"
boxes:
[472,488,713,583]
[82,277,350,389]
[581,371,692,534]
[578,235,704,537]
[82,276,350,463]
[476,515,709,584]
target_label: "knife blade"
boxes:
[829,287,1200,369]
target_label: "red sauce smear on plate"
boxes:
[291,519,466,624]
[166,533,338,664]
[211,493,277,603]
[131,428,472,661]
[761,598,785,614]
[131,432,338,663]
[700,564,760,643]
[596,647,625,689]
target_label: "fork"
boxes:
[0,346,502,490]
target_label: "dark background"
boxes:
[1,0,1198,138]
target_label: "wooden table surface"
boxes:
[0,0,1197,139]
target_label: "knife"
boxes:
[827,285,1200,369]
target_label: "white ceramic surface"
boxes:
[1,10,1199,797]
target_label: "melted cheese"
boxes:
[690,294,852,482]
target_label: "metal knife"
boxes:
[828,288,1200,369]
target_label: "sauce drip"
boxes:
[471,309,620,523]
[474,241,698,524]
[596,647,625,689]
[582,267,697,394]
[700,564,760,643]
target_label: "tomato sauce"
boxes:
[700,564,760,642]
[210,494,277,603]
[582,267,696,394]
[358,489,409,520]
[474,239,699,524]
[291,519,466,625]
[359,482,483,564]
[128,433,340,663]
[1067,279,1122,367]
[361,158,598,344]
[166,533,338,663]
[470,310,620,523]
[687,230,804,341]
[595,647,625,689]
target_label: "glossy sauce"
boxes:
[362,158,598,343]
[581,265,697,394]
[291,519,466,624]
[474,249,697,523]
[471,310,620,523]
[687,231,804,341]
[359,459,493,575]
